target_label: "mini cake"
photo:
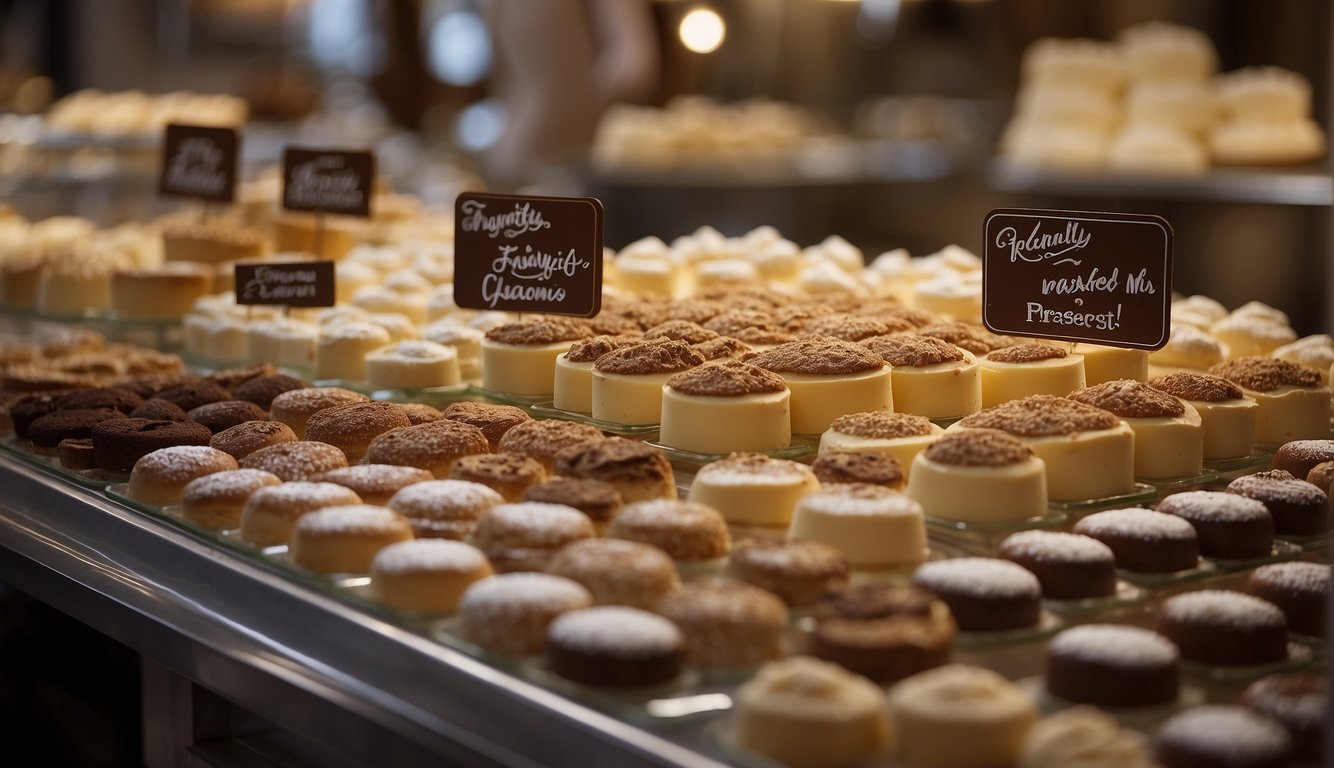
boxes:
[180,468,281,529]
[246,318,319,370]
[1148,371,1258,460]
[1155,706,1291,768]
[589,339,703,425]
[1270,439,1334,479]
[654,577,786,669]
[861,334,981,418]
[659,361,791,454]
[889,665,1037,768]
[997,530,1117,600]
[1074,508,1200,573]
[1243,672,1326,761]
[56,438,96,470]
[1245,561,1329,638]
[146,380,233,413]
[365,340,461,390]
[810,451,905,489]
[978,344,1086,408]
[449,452,547,502]
[239,440,349,481]
[185,401,269,435]
[387,479,504,540]
[290,504,413,574]
[1156,590,1288,666]
[522,478,622,531]
[314,321,392,382]
[545,606,684,687]
[495,419,604,473]
[546,539,679,609]
[457,572,595,655]
[1211,357,1331,444]
[397,403,443,425]
[127,445,240,506]
[309,464,433,505]
[1210,315,1297,359]
[240,481,362,546]
[789,483,926,569]
[1045,624,1180,707]
[1227,469,1329,536]
[28,408,128,451]
[912,557,1042,632]
[907,428,1048,523]
[54,386,143,414]
[747,337,891,434]
[955,395,1135,502]
[734,657,891,768]
[364,419,490,478]
[233,374,307,411]
[605,500,731,562]
[808,583,955,684]
[818,412,944,478]
[1069,380,1203,480]
[551,437,675,502]
[1072,343,1149,385]
[725,538,850,607]
[110,262,214,320]
[687,454,819,528]
[209,420,297,461]
[162,221,266,264]
[440,401,530,452]
[1020,707,1158,768]
[268,387,370,439]
[305,401,414,464]
[467,502,595,573]
[127,396,191,421]
[1149,325,1228,376]
[369,539,493,614]
[553,335,642,413]
[481,318,593,397]
[1158,490,1273,560]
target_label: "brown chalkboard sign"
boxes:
[983,208,1173,350]
[235,261,336,307]
[281,147,375,217]
[453,192,604,317]
[159,124,238,202]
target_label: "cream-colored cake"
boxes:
[161,221,267,265]
[353,284,428,326]
[1022,38,1127,94]
[369,539,493,614]
[659,361,792,454]
[110,262,214,320]
[365,340,461,390]
[246,317,319,369]
[862,335,981,419]
[978,344,1086,408]
[1070,380,1203,480]
[1212,357,1332,444]
[480,318,593,397]
[788,483,927,569]
[889,664,1038,768]
[1274,334,1334,382]
[1216,66,1312,121]
[819,412,945,478]
[1072,343,1149,384]
[204,314,251,365]
[315,321,392,382]
[422,321,485,381]
[552,335,641,413]
[955,395,1135,502]
[1019,707,1156,768]
[590,339,703,425]
[687,453,819,528]
[906,428,1048,524]
[272,212,365,260]
[1210,118,1326,166]
[1149,372,1258,460]
[1126,81,1218,136]
[1149,324,1228,376]
[1118,21,1218,84]
[1210,315,1297,360]
[747,337,892,435]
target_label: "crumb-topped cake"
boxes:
[553,334,642,413]
[747,337,891,434]
[687,453,819,528]
[978,343,1086,408]
[591,338,705,425]
[1210,357,1330,444]
[1070,380,1203,480]
[818,411,944,478]
[862,334,981,418]
[481,318,593,397]
[1149,371,1258,460]
[659,360,791,454]
[907,428,1048,524]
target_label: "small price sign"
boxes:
[159,124,239,203]
[235,261,336,307]
[453,192,605,317]
[982,208,1173,350]
[281,147,375,217]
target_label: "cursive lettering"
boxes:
[996,221,1092,266]
[460,200,551,239]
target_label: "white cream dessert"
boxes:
[1149,371,1258,460]
[978,343,1086,408]
[481,318,593,397]
[954,395,1135,502]
[687,453,819,528]
[747,337,892,435]
[907,428,1048,524]
[365,340,462,390]
[315,320,392,382]
[659,360,791,454]
[1072,342,1149,384]
[862,334,981,419]
[247,317,319,369]
[1148,325,1227,376]
[788,483,927,568]
[819,411,945,478]
[889,664,1038,768]
[1212,356,1332,444]
[422,321,485,381]
[590,339,703,425]
[552,335,642,414]
[1210,315,1297,360]
[1020,707,1157,768]
[1274,334,1334,382]
[1119,21,1218,84]
[1070,379,1204,480]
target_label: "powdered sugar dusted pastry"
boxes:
[455,572,593,655]
[789,483,926,569]
[687,453,819,528]
[912,557,1042,632]
[546,538,678,609]
[1021,707,1157,768]
[240,481,363,546]
[364,419,490,478]
[1155,590,1288,666]
[605,499,731,562]
[1045,624,1180,707]
[387,478,504,540]
[467,501,595,573]
[127,445,240,506]
[1155,705,1292,768]
[369,539,493,614]
[1074,507,1200,573]
[289,504,413,574]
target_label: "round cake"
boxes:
[809,582,955,684]
[818,411,943,478]
[911,557,1042,632]
[289,504,413,574]
[496,419,605,473]
[653,576,787,669]
[56,437,96,470]
[387,479,505,540]
[54,386,143,414]
[1020,706,1158,768]
[1244,561,1329,637]
[997,530,1118,600]
[1155,590,1288,666]
[605,499,731,562]
[1157,490,1274,560]
[1073,508,1201,573]
[1045,624,1180,707]
[91,417,213,471]
[467,502,596,573]
[180,468,282,529]
[1243,672,1326,761]
[1155,705,1291,768]
[268,386,370,439]
[232,373,307,411]
[209,419,297,461]
[240,481,363,547]
[364,419,490,479]
[126,445,240,506]
[449,452,547,502]
[398,402,444,425]
[455,572,594,655]
[725,538,851,607]
[907,427,1049,523]
[28,408,128,450]
[304,401,412,464]
[521,478,623,528]
[1227,469,1330,536]
[552,437,676,503]
[809,451,905,489]
[545,538,679,610]
[441,401,531,452]
[369,539,493,614]
[545,606,684,688]
[240,440,349,481]
[184,401,268,435]
[130,398,189,422]
[152,380,233,412]
[889,664,1038,768]
[789,483,927,569]
[309,464,434,505]
[687,453,820,528]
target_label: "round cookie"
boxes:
[210,419,297,461]
[91,417,213,472]
[521,478,623,528]
[240,481,362,547]
[725,537,850,607]
[553,437,676,503]
[545,538,679,609]
[1045,624,1180,707]
[130,398,189,421]
[369,539,493,614]
[240,440,349,481]
[997,530,1118,600]
[808,582,955,684]
[449,452,547,502]
[911,557,1042,632]
[545,606,684,688]
[54,386,143,414]
[127,445,240,506]
[455,572,594,655]
[1156,590,1288,666]
[232,373,307,411]
[304,401,412,464]
[653,577,786,669]
[152,380,233,412]
[180,468,282,529]
[468,502,596,573]
[398,402,444,425]
[268,386,370,439]
[441,401,531,452]
[496,419,605,473]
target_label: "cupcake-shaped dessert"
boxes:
[455,573,593,655]
[659,361,791,454]
[687,454,819,529]
[1243,672,1326,762]
[365,340,461,390]
[1074,507,1201,573]
[907,428,1048,524]
[747,337,891,435]
[998,530,1118,600]
[1245,561,1329,638]
[818,412,944,479]
[978,343,1085,408]
[1211,357,1331,444]
[606,500,731,564]
[545,606,684,688]
[912,558,1042,632]
[1046,624,1180,707]
[1157,490,1273,560]
[481,318,593,397]
[369,539,493,614]
[861,334,981,419]
[290,504,413,574]
[1155,590,1288,666]
[552,437,675,503]
[808,583,955,684]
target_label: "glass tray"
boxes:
[645,439,815,467]
[1204,449,1273,475]
[465,386,551,408]
[924,509,1067,555]
[1042,580,1148,618]
[1048,483,1159,516]
[1180,641,1317,684]
[1142,469,1219,497]
[519,664,714,726]
[0,435,128,489]
[1204,540,1305,572]
[1274,530,1332,553]
[1117,559,1220,589]
[529,401,661,437]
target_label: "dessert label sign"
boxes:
[453,192,604,317]
[281,147,375,217]
[159,124,238,202]
[983,208,1173,350]
[235,261,336,307]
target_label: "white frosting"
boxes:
[547,606,682,655]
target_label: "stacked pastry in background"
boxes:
[1001,20,1326,173]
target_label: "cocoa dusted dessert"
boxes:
[232,373,307,411]
[450,452,547,502]
[654,577,787,669]
[811,451,905,489]
[916,321,1013,355]
[207,362,277,391]
[9,390,83,439]
[1069,379,1203,480]
[591,338,705,425]
[807,582,955,684]
[1226,469,1329,536]
[481,317,593,398]
[861,333,980,419]
[997,530,1118,600]
[129,398,189,421]
[441,401,531,452]
[54,386,144,414]
[1073,508,1201,573]
[186,400,269,434]
[496,419,605,473]
[801,314,898,342]
[1210,356,1331,444]
[605,499,731,562]
[1045,624,1180,707]
[1157,490,1274,560]
[552,334,644,413]
[724,538,850,607]
[642,320,718,345]
[911,557,1042,632]
[364,419,490,479]
[553,437,675,503]
[545,606,684,688]
[659,360,792,455]
[90,417,213,472]
[905,427,1048,524]
[746,337,890,435]
[1148,371,1258,460]
[152,380,234,412]
[819,411,943,476]
[1155,705,1291,768]
[27,407,128,450]
[978,343,1085,408]
[1155,590,1288,666]
[1243,672,1327,761]
[689,335,751,361]
[1244,561,1329,638]
[522,478,623,527]
[240,440,349,481]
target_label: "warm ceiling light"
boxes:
[679,7,725,54]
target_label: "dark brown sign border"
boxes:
[235,261,336,308]
[281,147,375,218]
[159,123,239,203]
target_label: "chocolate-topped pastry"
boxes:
[811,451,905,489]
[1156,705,1291,768]
[1156,590,1288,666]
[233,373,307,410]
[911,557,1041,632]
[91,417,213,472]
[1270,439,1334,480]
[1073,508,1201,573]
[745,336,891,434]
[54,386,143,414]
[1045,624,1180,707]
[1243,672,1326,761]
[808,582,955,683]
[152,380,233,412]
[9,390,83,440]
[1157,490,1273,560]
[545,606,684,688]
[206,362,276,391]
[129,398,189,421]
[1244,561,1329,637]
[726,538,850,607]
[1308,460,1334,495]
[522,478,622,526]
[56,437,96,470]
[802,314,899,342]
[186,401,269,434]
[28,408,128,449]
[997,530,1117,600]
[441,401,531,452]
[916,321,1014,355]
[1227,469,1329,536]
